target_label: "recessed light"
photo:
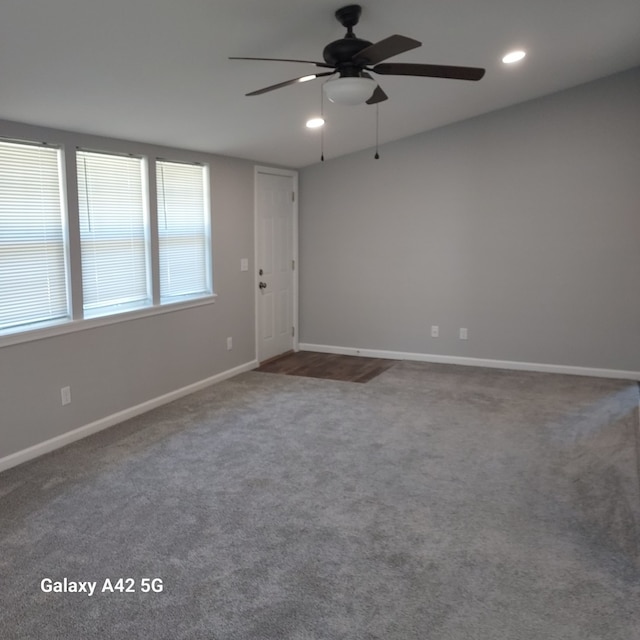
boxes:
[306,117,325,129]
[298,75,317,83]
[502,50,526,64]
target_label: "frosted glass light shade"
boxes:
[323,77,376,105]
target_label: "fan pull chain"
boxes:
[321,84,325,162]
[374,104,380,160]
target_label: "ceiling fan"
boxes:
[230,4,485,106]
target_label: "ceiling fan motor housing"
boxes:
[323,37,372,71]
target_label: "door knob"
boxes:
[259,282,267,290]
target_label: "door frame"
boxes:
[254,165,299,363]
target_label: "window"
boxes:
[0,140,69,333]
[77,150,150,317]
[156,160,211,303]
[1,135,215,344]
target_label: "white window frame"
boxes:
[0,138,216,349]
[156,159,213,305]
[0,139,71,337]
[77,149,152,319]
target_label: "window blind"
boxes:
[156,161,210,302]
[0,140,68,333]
[77,150,150,317]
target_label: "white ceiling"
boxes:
[1,1,639,168]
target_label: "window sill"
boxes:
[0,294,217,349]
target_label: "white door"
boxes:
[256,168,297,363]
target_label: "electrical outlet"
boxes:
[226,337,233,350]
[431,325,439,338]
[459,328,468,340]
[61,386,71,406]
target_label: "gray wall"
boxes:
[0,120,258,460]
[299,68,640,373]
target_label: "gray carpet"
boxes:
[1,362,639,639]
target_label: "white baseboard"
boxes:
[0,360,257,474]
[299,343,640,381]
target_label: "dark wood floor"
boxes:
[255,351,397,383]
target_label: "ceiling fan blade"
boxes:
[373,62,486,81]
[230,57,334,70]
[366,85,388,104]
[354,35,421,65]
[361,73,388,104]
[246,72,334,96]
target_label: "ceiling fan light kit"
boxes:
[323,76,377,105]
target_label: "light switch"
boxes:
[240,258,249,272]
